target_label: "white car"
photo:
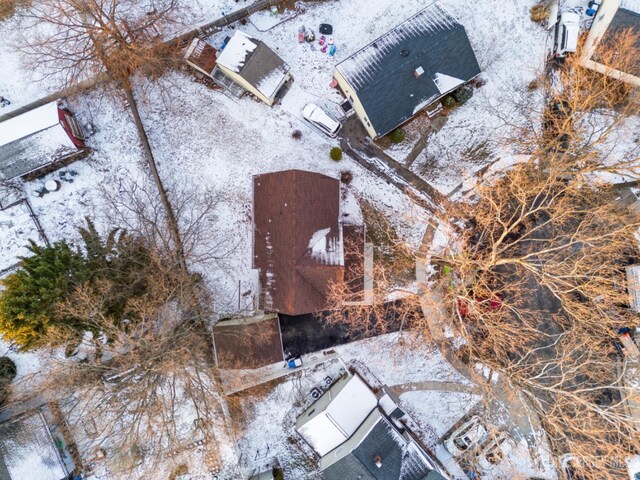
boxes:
[302,103,342,137]
[444,416,488,456]
[475,431,515,472]
[554,12,580,57]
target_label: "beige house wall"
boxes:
[333,69,378,138]
[580,0,640,86]
[217,65,291,106]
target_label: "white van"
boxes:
[554,12,580,57]
[302,103,342,137]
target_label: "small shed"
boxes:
[0,100,85,181]
[184,38,217,77]
[214,30,291,105]
[212,313,285,369]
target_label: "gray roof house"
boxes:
[334,1,481,139]
[581,0,640,86]
[296,374,448,480]
[214,30,291,105]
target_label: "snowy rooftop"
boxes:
[320,408,443,480]
[335,1,480,137]
[0,101,76,180]
[296,374,378,457]
[0,411,68,480]
[0,101,61,147]
[216,30,289,99]
[621,0,640,14]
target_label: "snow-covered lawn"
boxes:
[0,201,44,273]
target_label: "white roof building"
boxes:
[295,374,378,456]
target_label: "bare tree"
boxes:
[19,0,191,272]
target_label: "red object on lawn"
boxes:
[329,79,338,88]
[298,31,304,43]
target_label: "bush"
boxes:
[527,79,540,91]
[530,3,550,25]
[291,129,302,140]
[330,147,342,161]
[389,128,406,144]
[273,468,284,480]
[340,170,353,185]
[442,95,457,109]
[0,357,17,383]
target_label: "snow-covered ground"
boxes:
[0,201,43,272]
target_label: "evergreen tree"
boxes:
[0,241,89,349]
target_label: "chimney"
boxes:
[373,454,382,468]
[414,66,424,79]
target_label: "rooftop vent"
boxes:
[400,49,410,57]
[373,454,382,468]
[414,66,425,78]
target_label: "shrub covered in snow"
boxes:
[330,147,342,161]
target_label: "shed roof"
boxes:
[212,314,284,369]
[217,30,290,99]
[0,102,76,180]
[184,38,217,76]
[335,1,480,137]
[0,411,68,480]
[253,170,345,315]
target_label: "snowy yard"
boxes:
[0,201,44,273]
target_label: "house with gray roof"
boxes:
[296,374,449,480]
[581,0,640,86]
[213,30,291,105]
[0,100,85,181]
[333,1,481,139]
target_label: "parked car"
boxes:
[554,12,580,57]
[302,103,342,137]
[444,415,488,456]
[475,431,515,472]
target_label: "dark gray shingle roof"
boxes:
[336,2,480,137]
[597,4,640,76]
[323,414,438,480]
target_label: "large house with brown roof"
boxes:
[252,170,371,316]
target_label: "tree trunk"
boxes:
[123,84,188,274]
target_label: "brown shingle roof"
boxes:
[253,170,344,315]
[213,315,284,369]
